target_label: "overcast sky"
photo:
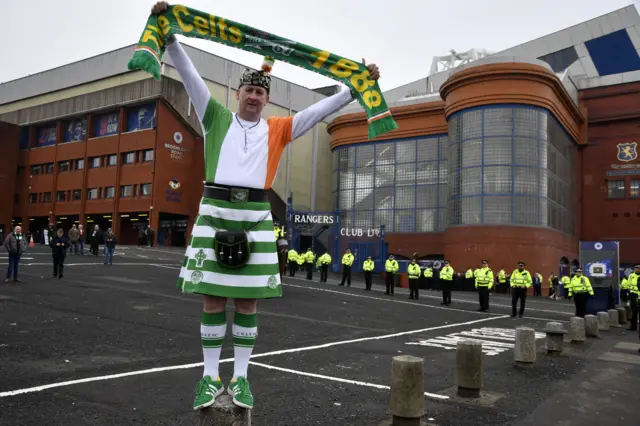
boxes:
[2,0,637,91]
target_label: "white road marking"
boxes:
[0,316,505,398]
[136,255,149,259]
[407,327,546,356]
[249,361,449,400]
[152,264,181,270]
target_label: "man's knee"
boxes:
[234,298,258,314]
[203,295,227,313]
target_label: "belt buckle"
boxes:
[230,187,249,203]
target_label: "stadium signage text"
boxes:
[292,214,335,224]
[340,228,380,237]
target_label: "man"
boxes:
[153,0,382,411]
[384,255,399,295]
[3,226,26,283]
[68,224,80,255]
[316,251,331,283]
[146,225,155,247]
[548,272,558,298]
[423,264,434,290]
[408,258,421,300]
[464,267,474,292]
[363,255,374,291]
[559,274,570,300]
[339,249,355,286]
[439,260,454,305]
[475,260,494,311]
[49,228,70,279]
[568,268,594,318]
[497,267,507,294]
[533,272,542,296]
[287,247,298,277]
[626,265,640,332]
[304,248,315,280]
[77,224,85,255]
[510,262,532,318]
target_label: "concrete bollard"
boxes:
[198,395,251,426]
[617,307,627,325]
[514,327,536,367]
[584,315,600,338]
[568,317,586,343]
[544,322,567,356]
[456,340,483,398]
[390,355,424,426]
[597,312,610,331]
[608,309,621,328]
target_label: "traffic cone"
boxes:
[29,235,35,247]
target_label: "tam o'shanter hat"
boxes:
[239,56,274,93]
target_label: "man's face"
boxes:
[57,230,63,237]
[634,267,640,275]
[482,262,488,268]
[237,85,268,117]
[15,226,21,234]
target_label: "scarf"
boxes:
[127,4,397,139]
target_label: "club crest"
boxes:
[191,271,204,285]
[617,142,638,162]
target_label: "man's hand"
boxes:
[362,59,380,81]
[151,1,169,15]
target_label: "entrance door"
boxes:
[348,242,372,273]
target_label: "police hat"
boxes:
[481,259,489,264]
[576,268,583,272]
[634,264,640,269]
[444,260,450,264]
[517,261,525,267]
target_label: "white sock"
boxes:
[232,313,257,380]
[201,316,227,379]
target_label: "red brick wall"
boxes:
[0,122,20,232]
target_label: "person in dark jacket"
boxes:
[3,226,27,283]
[89,225,101,256]
[104,230,117,265]
[49,228,70,279]
[146,225,155,248]
[138,227,147,247]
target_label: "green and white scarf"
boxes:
[127,4,397,139]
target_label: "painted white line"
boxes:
[152,264,181,270]
[136,255,149,259]
[249,361,449,400]
[0,316,505,398]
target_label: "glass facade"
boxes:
[332,135,448,233]
[448,105,576,235]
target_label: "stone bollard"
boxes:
[198,395,251,426]
[514,327,536,367]
[568,317,586,343]
[597,312,610,331]
[608,309,621,328]
[617,307,627,325]
[544,322,567,356]
[584,315,600,338]
[456,340,483,398]
[390,355,424,426]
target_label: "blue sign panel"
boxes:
[95,112,119,137]
[127,104,155,132]
[580,241,620,313]
[37,126,56,147]
[64,118,87,142]
[19,127,29,150]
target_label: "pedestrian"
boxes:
[3,226,26,283]
[626,265,640,332]
[408,258,421,300]
[304,248,315,280]
[77,224,85,255]
[384,255,399,295]
[510,262,532,318]
[339,248,354,286]
[68,224,80,255]
[89,225,100,255]
[533,272,542,296]
[568,268,594,318]
[548,272,558,298]
[475,260,494,312]
[423,263,434,289]
[286,248,298,277]
[49,228,70,279]
[146,225,155,247]
[363,255,374,290]
[316,251,331,283]
[103,229,117,265]
[439,260,454,305]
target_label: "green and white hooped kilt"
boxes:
[177,196,282,299]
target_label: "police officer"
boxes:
[568,268,594,318]
[627,264,640,332]
[339,249,355,287]
[465,268,474,292]
[363,256,374,291]
[316,251,331,283]
[510,262,532,318]
[304,248,315,280]
[439,260,454,305]
[408,258,421,300]
[423,263,434,290]
[475,260,494,311]
[384,255,399,295]
[287,248,298,277]
[497,267,507,294]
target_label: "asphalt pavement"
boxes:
[1,245,639,425]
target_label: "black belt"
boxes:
[203,184,269,203]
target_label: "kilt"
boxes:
[177,196,282,299]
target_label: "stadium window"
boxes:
[45,163,54,174]
[58,161,70,172]
[87,188,99,200]
[72,189,82,201]
[142,150,154,162]
[29,193,37,204]
[56,191,66,202]
[630,180,640,198]
[607,180,626,199]
[31,165,41,176]
[120,185,133,197]
[107,154,117,166]
[104,186,115,199]
[43,192,52,203]
[89,157,101,168]
[122,152,135,164]
[75,159,85,170]
[140,183,152,196]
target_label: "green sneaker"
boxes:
[227,376,254,409]
[192,376,224,410]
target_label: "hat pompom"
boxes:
[262,56,275,74]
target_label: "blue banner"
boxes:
[95,112,119,137]
[64,118,87,142]
[127,104,155,132]
[37,126,56,147]
[580,241,620,313]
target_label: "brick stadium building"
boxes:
[0,44,338,245]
